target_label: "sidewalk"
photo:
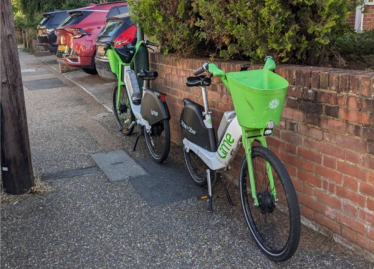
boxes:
[1,50,373,269]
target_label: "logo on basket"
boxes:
[269,99,280,109]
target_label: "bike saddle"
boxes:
[186,76,212,87]
[137,69,158,80]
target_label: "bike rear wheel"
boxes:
[183,144,216,186]
[112,83,135,135]
[144,119,170,163]
[239,146,300,262]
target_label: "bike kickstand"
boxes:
[132,126,143,151]
[221,178,234,208]
[206,169,213,212]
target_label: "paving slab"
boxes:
[21,70,50,77]
[130,158,205,207]
[91,150,148,182]
[23,78,66,90]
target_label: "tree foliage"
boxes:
[12,0,113,28]
[128,0,356,64]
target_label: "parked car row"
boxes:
[37,1,137,80]
[37,10,69,53]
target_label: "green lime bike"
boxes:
[105,40,170,163]
[180,56,301,261]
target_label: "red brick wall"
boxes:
[348,5,374,31]
[363,5,374,30]
[347,11,356,29]
[149,53,374,256]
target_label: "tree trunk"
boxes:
[1,0,34,194]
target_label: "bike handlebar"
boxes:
[194,63,209,76]
[104,40,157,54]
[144,40,157,47]
[193,67,205,76]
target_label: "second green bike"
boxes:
[105,40,170,163]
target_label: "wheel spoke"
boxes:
[112,84,134,136]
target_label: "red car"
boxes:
[55,2,128,74]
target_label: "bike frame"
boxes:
[182,60,280,206]
[108,41,152,130]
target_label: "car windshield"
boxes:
[100,17,134,37]
[50,12,68,24]
[100,20,123,37]
[60,11,92,27]
[39,15,51,25]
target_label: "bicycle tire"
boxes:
[112,83,135,136]
[239,146,300,262]
[183,141,216,186]
[144,119,170,163]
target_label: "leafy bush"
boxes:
[128,0,355,64]
[332,28,374,56]
[128,0,201,56]
[329,28,374,68]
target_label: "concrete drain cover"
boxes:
[23,78,66,90]
[129,158,205,207]
[91,150,147,182]
[21,70,50,77]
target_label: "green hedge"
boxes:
[128,0,355,64]
[332,28,374,56]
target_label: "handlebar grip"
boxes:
[194,63,209,76]
[194,66,205,76]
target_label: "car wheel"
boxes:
[82,68,98,75]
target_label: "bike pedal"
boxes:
[200,195,208,200]
[121,128,128,133]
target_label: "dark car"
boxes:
[95,13,137,81]
[55,2,128,74]
[37,10,69,53]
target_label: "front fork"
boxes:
[242,129,277,206]
[116,63,124,110]
[116,64,132,111]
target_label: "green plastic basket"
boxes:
[226,69,288,129]
[107,49,119,74]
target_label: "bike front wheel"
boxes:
[112,83,135,135]
[144,119,170,163]
[239,146,300,262]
